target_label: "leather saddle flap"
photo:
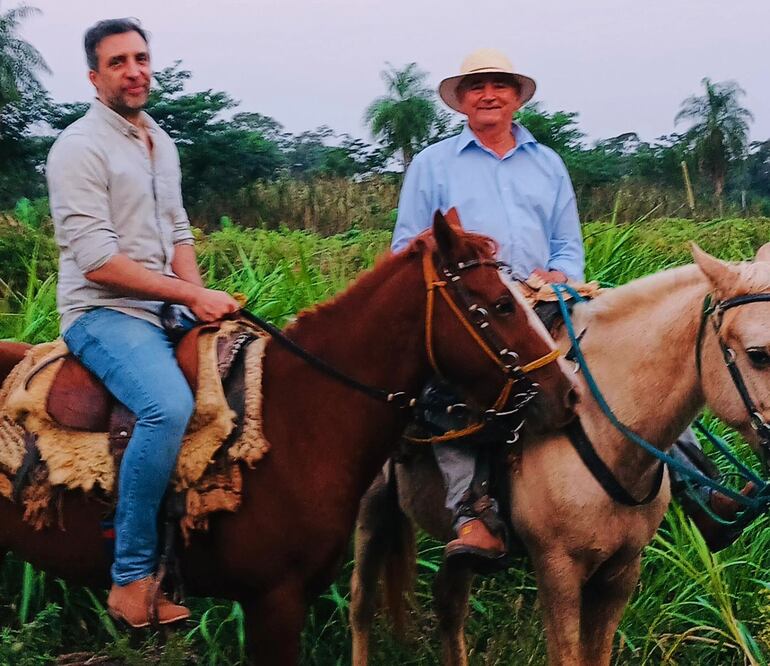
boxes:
[46,322,225,432]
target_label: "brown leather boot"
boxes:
[688,482,755,552]
[107,576,190,628]
[445,518,509,573]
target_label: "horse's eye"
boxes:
[495,297,515,316]
[747,348,770,368]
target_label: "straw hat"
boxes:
[438,48,536,113]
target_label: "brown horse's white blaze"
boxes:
[0,210,574,665]
[350,243,770,666]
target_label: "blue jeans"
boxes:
[63,309,194,586]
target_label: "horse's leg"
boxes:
[351,472,392,665]
[533,551,585,666]
[579,555,641,666]
[351,468,415,665]
[241,583,307,666]
[433,561,474,666]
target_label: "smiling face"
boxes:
[88,30,151,118]
[457,73,522,132]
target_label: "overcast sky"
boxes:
[15,0,770,145]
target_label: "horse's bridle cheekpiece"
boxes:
[418,249,559,443]
[239,243,560,444]
[697,292,770,470]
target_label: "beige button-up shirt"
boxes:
[47,100,195,332]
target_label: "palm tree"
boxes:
[675,78,753,210]
[0,3,49,109]
[364,63,439,170]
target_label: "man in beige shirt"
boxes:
[46,18,239,627]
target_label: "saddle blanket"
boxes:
[0,320,271,538]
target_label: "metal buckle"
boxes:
[387,392,414,408]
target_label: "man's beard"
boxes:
[106,89,148,119]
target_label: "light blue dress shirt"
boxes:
[392,123,585,281]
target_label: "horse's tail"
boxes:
[381,460,416,637]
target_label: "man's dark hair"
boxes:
[84,18,149,71]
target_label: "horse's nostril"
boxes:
[566,387,579,409]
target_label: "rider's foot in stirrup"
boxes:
[445,518,509,573]
[690,482,756,552]
[107,575,190,628]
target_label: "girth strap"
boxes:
[565,419,665,507]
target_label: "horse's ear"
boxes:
[691,242,742,295]
[433,209,460,257]
[756,243,770,263]
[443,207,464,232]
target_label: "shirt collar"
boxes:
[456,121,537,156]
[88,98,157,138]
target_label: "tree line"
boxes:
[1,4,768,224]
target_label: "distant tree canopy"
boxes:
[676,77,753,207]
[364,63,457,169]
[0,9,765,222]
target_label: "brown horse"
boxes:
[0,212,576,665]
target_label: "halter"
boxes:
[696,292,770,468]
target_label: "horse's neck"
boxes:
[261,254,428,501]
[564,265,709,466]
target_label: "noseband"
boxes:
[696,292,770,466]
[420,250,560,441]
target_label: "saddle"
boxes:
[44,322,254,453]
[0,316,273,538]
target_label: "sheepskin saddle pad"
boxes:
[0,318,272,538]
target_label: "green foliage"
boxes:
[2,217,770,665]
[0,3,49,109]
[364,62,444,169]
[676,78,753,201]
[517,102,584,154]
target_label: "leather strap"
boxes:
[565,419,665,507]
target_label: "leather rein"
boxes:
[240,247,560,429]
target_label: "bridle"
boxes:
[696,292,770,468]
[419,250,560,441]
[239,244,560,439]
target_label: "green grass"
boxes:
[2,216,770,663]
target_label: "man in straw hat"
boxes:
[392,49,584,570]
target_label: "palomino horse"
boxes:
[0,212,576,665]
[350,243,770,666]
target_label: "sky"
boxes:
[14,0,770,145]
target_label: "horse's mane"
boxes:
[284,227,498,335]
[580,264,705,322]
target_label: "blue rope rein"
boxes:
[550,283,770,516]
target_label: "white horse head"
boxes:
[693,243,770,457]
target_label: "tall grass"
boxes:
[2,217,770,663]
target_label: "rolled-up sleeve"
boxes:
[47,134,118,274]
[391,155,435,253]
[547,164,585,281]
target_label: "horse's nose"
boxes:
[565,386,580,411]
